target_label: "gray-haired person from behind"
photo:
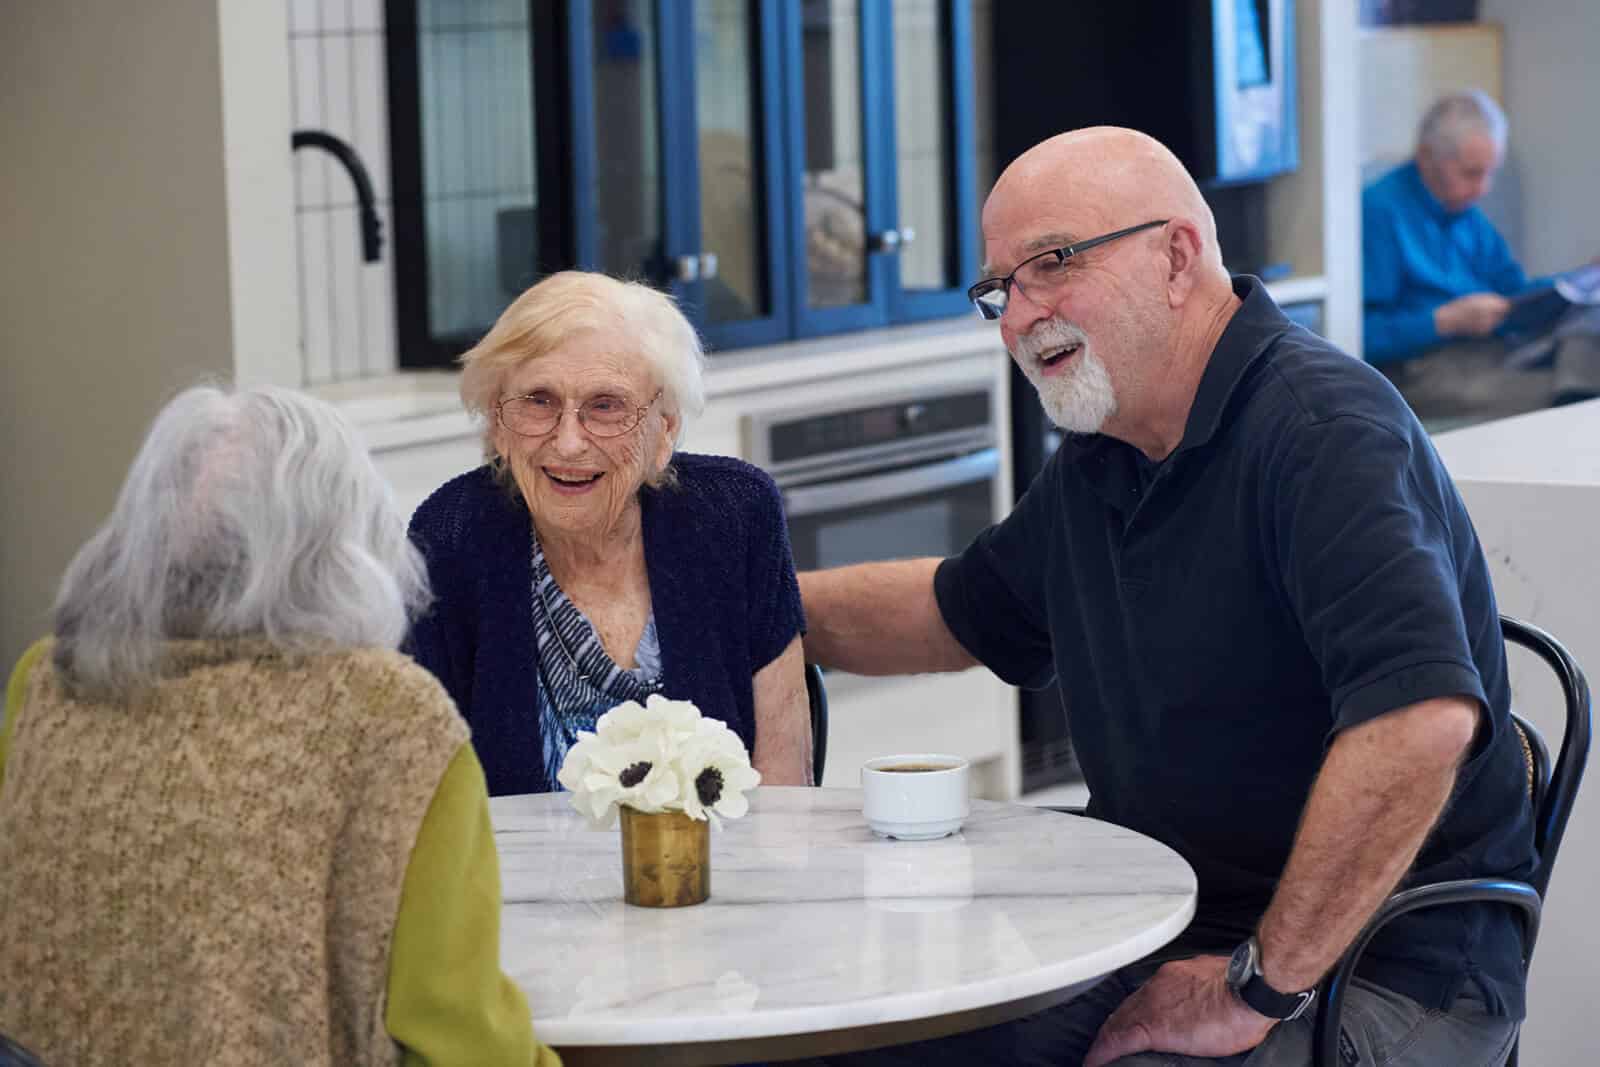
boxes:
[0,385,560,1067]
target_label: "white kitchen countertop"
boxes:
[321,273,1327,451]
[1432,398,1600,486]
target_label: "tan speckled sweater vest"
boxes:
[0,640,469,1067]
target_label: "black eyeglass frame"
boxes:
[496,389,664,439]
[966,219,1170,320]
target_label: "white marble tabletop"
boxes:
[492,787,1196,1063]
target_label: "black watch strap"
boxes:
[1237,971,1315,1021]
[1228,937,1316,1021]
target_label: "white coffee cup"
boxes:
[861,754,970,841]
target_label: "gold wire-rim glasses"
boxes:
[496,389,663,439]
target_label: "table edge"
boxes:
[532,890,1196,1048]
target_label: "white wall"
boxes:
[1478,0,1600,276]
[0,1,299,671]
[1274,0,1361,356]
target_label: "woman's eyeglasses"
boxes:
[496,390,662,439]
[966,220,1169,321]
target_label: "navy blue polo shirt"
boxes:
[936,277,1536,1016]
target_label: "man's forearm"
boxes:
[1255,697,1479,994]
[798,559,977,676]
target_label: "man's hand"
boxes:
[1434,292,1512,337]
[1082,956,1274,1067]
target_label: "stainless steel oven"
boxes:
[748,385,1000,573]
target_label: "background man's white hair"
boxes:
[1418,90,1508,159]
[52,384,428,698]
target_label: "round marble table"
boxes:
[493,787,1196,1066]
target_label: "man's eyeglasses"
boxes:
[497,389,662,439]
[966,219,1169,321]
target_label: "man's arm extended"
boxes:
[798,559,977,676]
[1084,695,1478,1066]
[1255,695,1478,990]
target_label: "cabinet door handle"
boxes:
[700,252,719,280]
[898,227,917,246]
[671,255,701,282]
[867,230,902,254]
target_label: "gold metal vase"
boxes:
[620,807,710,907]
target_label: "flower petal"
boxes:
[713,789,749,820]
[642,768,681,809]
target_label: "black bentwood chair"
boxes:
[805,663,829,786]
[1313,614,1592,1067]
[0,1031,46,1067]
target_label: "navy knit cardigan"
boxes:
[405,454,806,797]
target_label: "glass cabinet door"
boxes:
[578,0,792,345]
[888,0,978,321]
[694,0,768,323]
[800,0,867,310]
[784,0,893,336]
[387,0,983,366]
[684,0,791,347]
[390,0,563,366]
[588,0,665,280]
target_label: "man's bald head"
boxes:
[983,127,1223,274]
[979,128,1241,458]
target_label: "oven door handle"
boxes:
[781,448,999,518]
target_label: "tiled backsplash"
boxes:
[288,0,398,384]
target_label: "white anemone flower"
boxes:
[593,699,651,746]
[678,737,761,825]
[562,729,681,827]
[641,693,704,736]
[556,730,601,793]
[593,694,700,748]
[557,694,759,828]
[687,713,747,754]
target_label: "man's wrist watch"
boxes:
[1225,936,1316,1021]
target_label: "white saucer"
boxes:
[867,817,965,841]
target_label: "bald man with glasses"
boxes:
[799,127,1533,1067]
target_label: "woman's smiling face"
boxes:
[492,330,675,540]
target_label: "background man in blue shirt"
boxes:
[802,127,1533,1067]
[1364,90,1600,420]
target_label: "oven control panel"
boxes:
[765,390,991,465]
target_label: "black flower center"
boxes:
[619,761,652,788]
[696,766,725,807]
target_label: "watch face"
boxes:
[1225,940,1254,989]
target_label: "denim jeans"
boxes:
[806,958,1517,1067]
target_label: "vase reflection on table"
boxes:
[558,693,760,908]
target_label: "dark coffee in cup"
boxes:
[880,762,957,773]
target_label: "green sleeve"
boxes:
[0,639,51,793]
[387,743,563,1067]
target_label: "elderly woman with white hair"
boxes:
[407,270,811,796]
[0,386,558,1066]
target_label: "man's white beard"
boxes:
[1014,320,1118,434]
